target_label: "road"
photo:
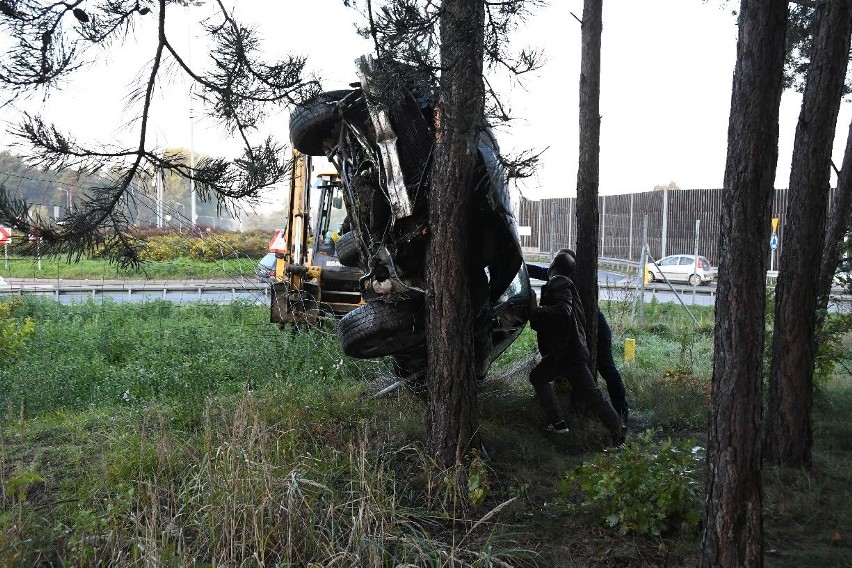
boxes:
[527,262,719,307]
[4,272,849,312]
[0,269,719,307]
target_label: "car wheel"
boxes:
[338,298,425,359]
[335,231,361,267]
[688,274,702,287]
[289,90,354,156]
[647,270,657,283]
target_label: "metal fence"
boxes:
[516,187,813,268]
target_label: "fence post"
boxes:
[568,199,574,251]
[550,200,556,259]
[537,200,543,252]
[636,214,649,325]
[661,187,669,258]
[600,195,606,258]
[629,193,634,260]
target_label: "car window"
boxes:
[679,257,695,266]
[660,256,678,266]
[260,253,277,269]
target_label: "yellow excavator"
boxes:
[269,150,363,326]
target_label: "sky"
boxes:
[2,0,851,211]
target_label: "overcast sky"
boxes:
[2,0,851,209]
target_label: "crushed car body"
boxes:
[288,55,530,383]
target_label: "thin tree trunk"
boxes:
[766,0,852,468]
[817,119,852,310]
[575,0,602,372]
[700,1,787,566]
[426,0,485,472]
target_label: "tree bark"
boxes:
[575,0,602,372]
[766,0,852,468]
[426,0,485,472]
[700,1,787,566]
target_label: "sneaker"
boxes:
[543,420,570,434]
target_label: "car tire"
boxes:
[647,271,657,283]
[335,231,361,267]
[289,90,354,156]
[338,298,425,359]
[688,274,702,287]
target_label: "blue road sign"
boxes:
[770,234,778,251]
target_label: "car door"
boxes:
[677,256,697,282]
[658,255,681,281]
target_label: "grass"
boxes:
[1,295,850,566]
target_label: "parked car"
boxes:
[645,254,715,286]
[256,252,277,284]
[288,55,530,383]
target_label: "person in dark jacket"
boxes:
[528,252,624,444]
[527,252,630,431]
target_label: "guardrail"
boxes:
[0,278,271,302]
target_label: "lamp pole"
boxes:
[175,202,187,233]
[186,0,204,227]
[57,187,72,218]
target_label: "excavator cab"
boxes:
[269,152,364,327]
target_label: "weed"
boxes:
[560,429,704,536]
[0,295,849,566]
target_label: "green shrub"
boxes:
[0,299,35,360]
[134,229,271,262]
[813,311,852,388]
[560,429,703,536]
[139,233,190,261]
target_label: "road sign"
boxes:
[268,229,287,254]
[770,233,778,251]
[0,226,10,245]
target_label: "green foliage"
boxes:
[814,311,852,387]
[2,229,273,278]
[0,299,35,360]
[467,450,489,507]
[138,232,190,261]
[560,429,703,536]
[0,297,367,417]
[140,229,271,262]
[4,469,45,502]
[0,391,532,567]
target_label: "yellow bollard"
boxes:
[643,268,650,285]
[624,338,636,364]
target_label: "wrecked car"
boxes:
[288,55,530,384]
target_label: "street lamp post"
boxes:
[57,187,72,218]
[174,202,187,233]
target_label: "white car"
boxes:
[646,254,715,286]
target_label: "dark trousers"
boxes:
[596,310,628,415]
[530,353,622,437]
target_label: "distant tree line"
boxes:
[0,150,285,230]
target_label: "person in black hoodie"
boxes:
[528,252,624,445]
[526,249,630,433]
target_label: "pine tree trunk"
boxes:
[575,0,602,371]
[426,0,485,471]
[817,120,852,310]
[699,1,786,566]
[765,0,852,468]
